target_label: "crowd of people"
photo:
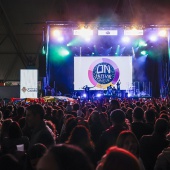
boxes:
[0,96,170,170]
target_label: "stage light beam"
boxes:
[115,45,120,56]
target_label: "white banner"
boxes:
[98,30,118,35]
[73,29,93,36]
[124,30,143,35]
[20,69,38,98]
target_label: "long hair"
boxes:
[116,130,140,158]
[66,125,94,148]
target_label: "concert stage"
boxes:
[102,94,151,99]
[71,90,152,101]
[9,93,151,105]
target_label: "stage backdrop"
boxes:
[74,56,132,90]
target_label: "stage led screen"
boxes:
[20,69,38,98]
[74,56,132,90]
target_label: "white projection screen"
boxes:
[74,56,132,91]
[20,69,38,98]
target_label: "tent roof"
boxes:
[0,0,169,81]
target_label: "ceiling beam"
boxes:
[0,1,28,71]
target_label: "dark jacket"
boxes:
[29,121,55,149]
[140,133,169,170]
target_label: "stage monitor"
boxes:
[20,69,38,98]
[74,56,132,91]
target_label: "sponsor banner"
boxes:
[20,69,38,98]
[98,30,118,35]
[124,30,143,35]
[73,29,93,36]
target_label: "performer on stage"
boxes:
[107,85,113,95]
[116,79,121,97]
[45,84,52,96]
[116,79,121,91]
[82,85,94,100]
[83,85,90,93]
[112,86,117,96]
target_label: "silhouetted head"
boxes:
[99,146,140,170]
[154,118,169,135]
[110,109,125,125]
[37,144,94,170]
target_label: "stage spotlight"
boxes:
[61,49,69,56]
[59,48,70,57]
[149,35,157,42]
[83,93,87,98]
[139,40,147,47]
[122,36,130,43]
[96,93,102,98]
[51,29,64,42]
[53,29,61,36]
[158,30,167,37]
[141,50,147,55]
[57,36,64,42]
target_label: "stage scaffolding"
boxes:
[127,81,152,97]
